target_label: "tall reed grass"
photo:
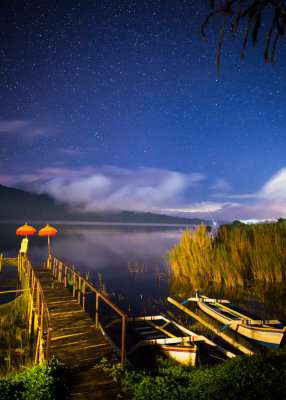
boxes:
[167,222,286,289]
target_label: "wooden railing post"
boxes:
[78,277,81,304]
[28,298,33,337]
[95,293,99,329]
[36,282,40,313]
[55,260,58,278]
[64,266,67,287]
[58,262,62,282]
[46,328,52,360]
[121,315,127,371]
[82,282,86,310]
[40,300,44,339]
[54,260,56,277]
[73,272,76,297]
[47,254,51,270]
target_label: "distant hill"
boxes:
[0,184,209,225]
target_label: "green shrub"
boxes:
[124,353,286,400]
[0,357,70,400]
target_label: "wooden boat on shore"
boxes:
[106,314,201,366]
[184,291,285,348]
[128,315,198,365]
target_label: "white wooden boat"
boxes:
[128,315,198,365]
[184,291,285,348]
[106,314,201,366]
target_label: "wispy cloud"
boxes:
[3,164,286,222]
[0,119,55,139]
[163,168,286,221]
[259,167,286,201]
[17,166,206,214]
[164,201,240,214]
[210,178,231,191]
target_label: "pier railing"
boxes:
[0,254,18,271]
[48,253,127,370]
[19,254,52,363]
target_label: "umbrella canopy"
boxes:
[16,223,36,236]
[38,224,57,237]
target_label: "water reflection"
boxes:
[0,222,185,315]
[1,222,285,323]
[170,278,286,323]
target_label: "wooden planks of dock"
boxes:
[34,268,131,400]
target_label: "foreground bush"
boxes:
[0,357,70,400]
[124,353,286,400]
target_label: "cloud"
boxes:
[5,163,286,222]
[211,168,286,220]
[24,166,206,214]
[163,167,286,222]
[259,167,286,201]
[164,201,240,214]
[210,178,231,191]
[0,119,55,139]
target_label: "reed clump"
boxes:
[167,222,286,289]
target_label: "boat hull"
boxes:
[161,343,197,365]
[129,315,198,365]
[196,292,285,348]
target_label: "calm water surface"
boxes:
[0,222,187,315]
[0,221,285,324]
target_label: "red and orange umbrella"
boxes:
[38,224,57,254]
[16,222,36,238]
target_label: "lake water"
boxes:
[0,221,285,324]
[0,221,188,315]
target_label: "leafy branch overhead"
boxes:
[202,0,286,71]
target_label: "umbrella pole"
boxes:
[48,236,50,255]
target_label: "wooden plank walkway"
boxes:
[34,267,131,400]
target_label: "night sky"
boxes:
[1,0,286,222]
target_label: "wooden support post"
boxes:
[64,267,67,287]
[18,254,21,275]
[58,262,62,282]
[54,260,58,278]
[34,312,38,337]
[27,260,31,282]
[34,331,40,365]
[36,283,40,313]
[78,277,81,304]
[95,293,99,329]
[53,258,56,275]
[82,282,86,310]
[39,338,44,363]
[46,328,52,360]
[31,275,36,303]
[28,300,34,337]
[121,315,127,371]
[73,273,76,297]
[40,302,44,338]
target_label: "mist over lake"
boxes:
[1,221,285,323]
[0,222,188,315]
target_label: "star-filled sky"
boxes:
[1,0,286,222]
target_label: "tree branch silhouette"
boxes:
[202,1,286,71]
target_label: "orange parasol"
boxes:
[16,222,36,238]
[38,224,57,254]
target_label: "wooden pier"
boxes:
[20,255,130,400]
